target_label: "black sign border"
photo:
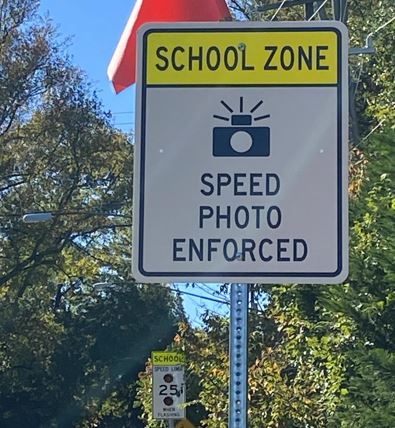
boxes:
[138,26,345,280]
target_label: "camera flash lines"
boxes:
[213,97,271,123]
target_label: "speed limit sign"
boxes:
[152,351,186,420]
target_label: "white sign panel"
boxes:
[152,365,186,420]
[133,21,348,284]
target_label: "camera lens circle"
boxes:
[230,131,253,153]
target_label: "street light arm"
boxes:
[23,213,54,223]
[22,210,131,223]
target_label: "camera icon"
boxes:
[213,98,270,157]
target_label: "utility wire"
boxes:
[93,281,229,306]
[351,14,394,146]
[184,286,228,305]
[370,15,395,36]
[195,282,228,300]
[169,286,229,305]
[191,282,231,304]
[353,59,365,100]
[357,120,386,146]
[194,285,230,311]
[170,284,267,315]
[178,283,230,314]
[308,0,329,20]
[271,0,287,21]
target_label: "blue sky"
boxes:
[39,0,136,132]
[38,0,228,321]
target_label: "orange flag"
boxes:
[108,0,231,93]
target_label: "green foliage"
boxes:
[136,316,228,428]
[347,0,395,130]
[332,348,395,428]
[0,0,134,293]
[323,128,395,426]
[0,283,179,427]
[0,1,181,426]
[137,304,350,427]
[0,286,66,426]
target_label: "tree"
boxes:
[136,292,352,427]
[0,1,181,426]
[0,281,181,427]
[135,1,395,426]
[324,128,395,427]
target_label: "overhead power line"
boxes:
[271,0,287,20]
[371,15,395,36]
[307,0,329,20]
[358,120,386,146]
[256,0,316,12]
[170,286,229,305]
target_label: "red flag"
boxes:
[108,0,231,93]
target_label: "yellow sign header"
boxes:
[152,351,185,366]
[144,29,339,85]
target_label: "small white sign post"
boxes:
[133,21,348,284]
[152,352,186,421]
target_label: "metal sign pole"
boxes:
[229,283,249,428]
[168,419,175,428]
